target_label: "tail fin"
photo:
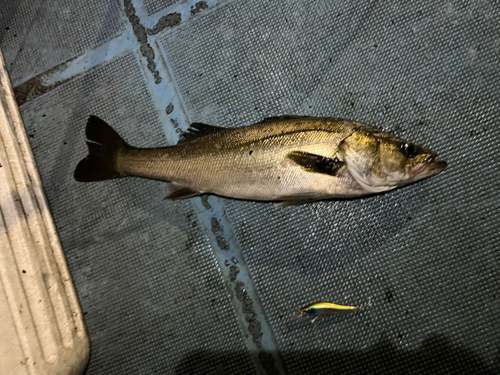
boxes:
[74,116,130,182]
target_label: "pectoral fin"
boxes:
[287,151,343,176]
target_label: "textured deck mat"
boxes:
[19,53,253,374]
[0,0,125,86]
[159,0,500,373]
[143,0,182,15]
[4,0,499,373]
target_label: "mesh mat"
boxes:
[143,0,182,15]
[8,0,500,373]
[160,0,500,373]
[0,0,124,86]
[20,53,253,374]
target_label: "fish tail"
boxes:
[74,116,131,182]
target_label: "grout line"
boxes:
[139,42,290,375]
[154,38,192,124]
[13,29,137,107]
[41,30,138,86]
[129,1,287,373]
[13,0,286,370]
[136,42,189,145]
[191,196,288,375]
[13,0,232,107]
[134,0,224,30]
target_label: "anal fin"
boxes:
[287,151,343,176]
[165,183,202,200]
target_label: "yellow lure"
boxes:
[299,302,358,317]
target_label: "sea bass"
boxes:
[74,115,447,206]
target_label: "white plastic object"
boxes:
[0,49,90,375]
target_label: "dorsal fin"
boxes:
[178,122,225,144]
[257,115,314,124]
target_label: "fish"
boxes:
[74,115,447,206]
[299,302,358,317]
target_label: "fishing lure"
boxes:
[299,302,358,321]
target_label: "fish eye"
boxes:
[400,143,419,158]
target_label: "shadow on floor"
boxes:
[175,334,496,375]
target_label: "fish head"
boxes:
[337,131,447,193]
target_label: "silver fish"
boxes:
[74,115,447,206]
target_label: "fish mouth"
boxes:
[410,154,447,179]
